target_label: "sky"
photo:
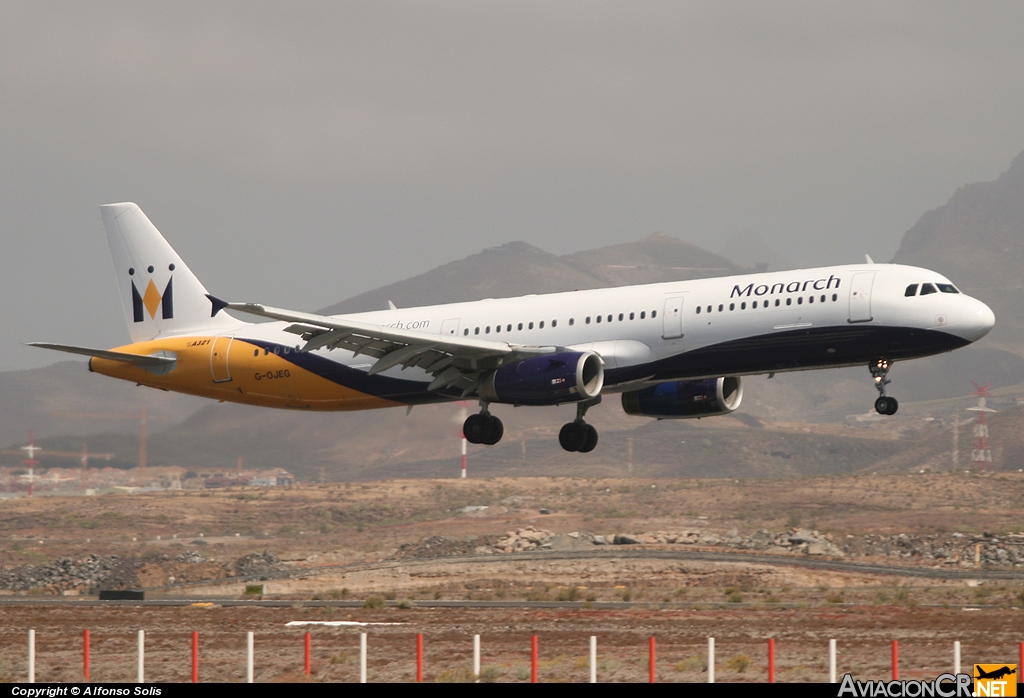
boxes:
[2,2,1023,369]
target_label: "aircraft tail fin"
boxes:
[99,203,244,342]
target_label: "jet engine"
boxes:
[479,351,604,406]
[621,377,743,418]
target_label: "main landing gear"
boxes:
[559,397,600,453]
[463,403,504,445]
[870,359,899,415]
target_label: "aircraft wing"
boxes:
[216,298,556,394]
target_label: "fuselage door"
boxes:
[662,296,685,339]
[210,336,233,383]
[441,318,461,337]
[848,272,876,323]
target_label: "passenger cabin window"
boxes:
[528,322,534,329]
[630,312,635,320]
[596,315,602,323]
[920,283,937,296]
[905,284,919,297]
[937,284,959,294]
[652,310,657,318]
[618,313,624,321]
[539,321,545,329]
[696,306,702,314]
[518,323,523,330]
[552,319,557,327]
[569,318,575,326]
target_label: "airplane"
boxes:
[31,203,995,453]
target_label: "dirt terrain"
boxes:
[0,604,1020,683]
[0,474,1022,682]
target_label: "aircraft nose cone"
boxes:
[960,298,995,342]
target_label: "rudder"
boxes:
[100,203,244,342]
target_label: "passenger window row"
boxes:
[463,309,659,336]
[695,294,839,314]
[905,283,959,297]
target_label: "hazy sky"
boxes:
[2,2,1023,368]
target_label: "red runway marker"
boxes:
[304,632,311,677]
[768,638,775,683]
[649,636,656,683]
[83,629,90,683]
[191,631,199,683]
[892,640,899,681]
[531,635,538,683]
[416,633,423,683]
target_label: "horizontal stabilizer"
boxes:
[27,342,176,369]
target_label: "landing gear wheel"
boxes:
[463,413,491,444]
[578,424,598,453]
[559,422,587,452]
[869,360,898,417]
[482,415,504,445]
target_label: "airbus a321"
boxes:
[31,204,995,453]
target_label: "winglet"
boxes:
[865,254,875,264]
[205,294,230,317]
[388,300,398,310]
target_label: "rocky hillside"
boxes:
[318,233,745,315]
[892,149,1024,352]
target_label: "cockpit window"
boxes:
[904,284,918,297]
[937,283,959,294]
[920,283,937,296]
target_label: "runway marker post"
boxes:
[28,629,35,683]
[829,639,837,683]
[359,633,367,683]
[247,632,254,683]
[589,636,597,684]
[416,633,423,682]
[768,638,775,683]
[531,635,538,683]
[649,636,656,683]
[84,629,90,682]
[473,635,480,678]
[954,641,960,675]
[891,640,898,681]
[191,631,198,683]
[137,630,144,683]
[304,632,311,677]
[708,637,715,683]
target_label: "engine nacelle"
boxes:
[479,351,604,406]
[621,377,743,418]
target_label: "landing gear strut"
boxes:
[870,359,898,415]
[463,402,503,445]
[559,397,600,453]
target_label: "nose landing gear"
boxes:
[559,397,600,453]
[870,359,898,415]
[463,402,504,445]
